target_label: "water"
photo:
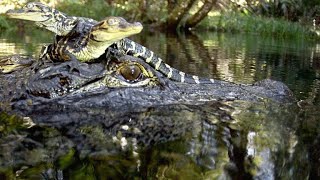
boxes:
[0,27,320,179]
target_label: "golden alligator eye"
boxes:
[119,64,142,81]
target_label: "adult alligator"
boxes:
[0,51,293,113]
[0,52,296,179]
[7,2,218,84]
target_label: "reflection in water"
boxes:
[0,27,320,179]
[0,39,32,57]
[0,101,298,179]
[132,31,320,100]
[0,27,53,57]
[0,39,43,58]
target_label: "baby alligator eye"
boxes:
[26,3,34,9]
[119,64,142,81]
[107,18,118,25]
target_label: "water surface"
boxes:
[0,27,320,179]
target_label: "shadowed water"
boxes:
[0,28,320,179]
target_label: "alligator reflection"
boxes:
[0,99,298,179]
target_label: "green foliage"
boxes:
[0,0,318,37]
[241,0,320,22]
[199,12,318,39]
[0,16,11,30]
[55,0,125,20]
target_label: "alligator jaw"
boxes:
[6,9,49,22]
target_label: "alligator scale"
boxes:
[6,2,219,84]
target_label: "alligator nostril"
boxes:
[134,22,142,26]
[5,9,15,14]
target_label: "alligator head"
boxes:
[0,52,294,114]
[6,2,60,21]
[81,17,143,61]
[24,53,160,99]
[92,17,142,41]
[6,2,80,35]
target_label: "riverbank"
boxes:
[0,3,318,41]
[197,12,319,40]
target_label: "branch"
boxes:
[164,0,194,30]
[185,0,216,29]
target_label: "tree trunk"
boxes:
[184,0,216,29]
[139,0,148,20]
[167,0,177,14]
[105,0,114,5]
[165,0,195,30]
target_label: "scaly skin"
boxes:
[6,2,219,84]
[6,2,96,36]
[7,2,144,62]
[40,16,143,62]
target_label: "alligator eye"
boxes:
[119,64,142,81]
[26,3,33,9]
[107,18,118,26]
[42,7,49,12]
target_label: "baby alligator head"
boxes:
[78,16,143,61]
[6,2,58,22]
[6,2,78,35]
[90,16,143,43]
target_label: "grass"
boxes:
[198,12,319,40]
[55,0,125,21]
[0,16,12,31]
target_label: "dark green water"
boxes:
[0,28,320,179]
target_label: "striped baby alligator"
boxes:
[39,16,143,63]
[6,2,219,84]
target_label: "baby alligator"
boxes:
[40,16,143,63]
[7,2,218,84]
